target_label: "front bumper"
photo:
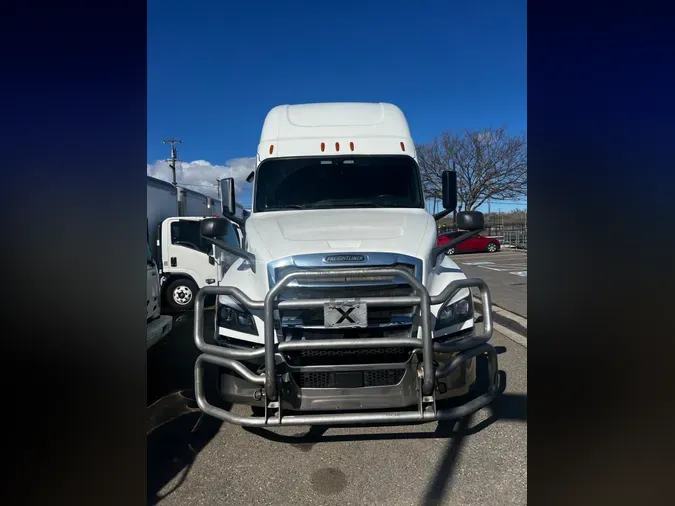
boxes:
[193,267,500,427]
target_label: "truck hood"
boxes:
[246,208,434,262]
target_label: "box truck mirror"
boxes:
[200,217,230,238]
[200,217,256,271]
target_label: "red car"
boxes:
[437,230,501,255]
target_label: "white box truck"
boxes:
[147,176,246,312]
[193,102,501,426]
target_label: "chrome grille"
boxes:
[276,264,418,330]
[275,263,416,287]
[280,284,415,329]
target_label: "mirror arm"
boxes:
[433,209,453,221]
[430,229,483,268]
[201,237,256,273]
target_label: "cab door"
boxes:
[166,219,219,288]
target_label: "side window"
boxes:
[170,221,211,254]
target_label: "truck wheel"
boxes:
[486,242,498,253]
[165,278,198,312]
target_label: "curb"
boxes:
[473,297,527,347]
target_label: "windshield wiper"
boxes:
[347,202,385,207]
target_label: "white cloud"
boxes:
[147,157,255,203]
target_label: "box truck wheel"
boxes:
[165,278,198,312]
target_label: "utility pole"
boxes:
[216,178,221,200]
[162,138,182,187]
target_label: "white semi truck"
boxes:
[193,102,500,426]
[147,176,246,312]
[146,177,238,348]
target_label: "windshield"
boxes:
[253,155,424,212]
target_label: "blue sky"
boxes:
[147,0,526,211]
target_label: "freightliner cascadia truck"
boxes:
[192,102,500,426]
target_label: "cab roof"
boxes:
[257,102,416,164]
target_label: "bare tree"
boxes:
[417,128,527,211]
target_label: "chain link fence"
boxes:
[438,220,527,250]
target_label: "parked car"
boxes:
[437,230,500,255]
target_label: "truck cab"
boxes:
[192,103,500,427]
[157,212,244,312]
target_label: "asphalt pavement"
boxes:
[452,250,527,318]
[148,311,527,506]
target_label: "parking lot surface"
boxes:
[451,250,527,318]
[148,312,527,506]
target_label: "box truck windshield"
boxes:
[254,155,424,212]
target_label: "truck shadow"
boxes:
[147,405,224,505]
[244,355,526,506]
[148,315,526,505]
[147,310,224,505]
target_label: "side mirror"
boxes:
[200,216,257,272]
[220,178,236,216]
[456,211,484,231]
[442,170,457,210]
[200,217,230,238]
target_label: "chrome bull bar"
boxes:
[194,267,498,426]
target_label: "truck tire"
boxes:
[165,278,198,312]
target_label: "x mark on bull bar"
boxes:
[324,297,367,327]
[334,306,356,324]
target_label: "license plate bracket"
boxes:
[323,301,368,328]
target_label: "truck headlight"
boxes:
[218,304,258,335]
[435,294,473,329]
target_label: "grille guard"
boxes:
[194,267,500,426]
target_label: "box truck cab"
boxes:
[157,207,245,312]
[192,103,500,427]
[147,175,247,312]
